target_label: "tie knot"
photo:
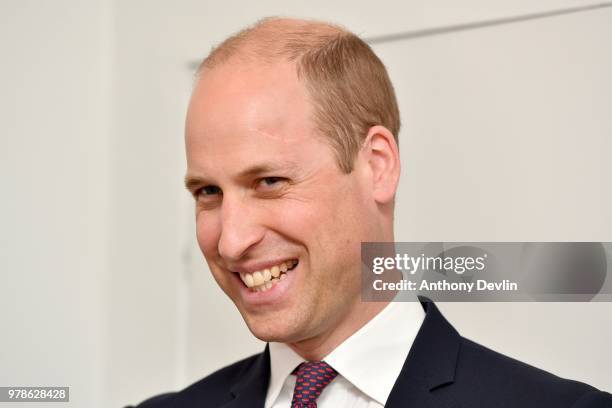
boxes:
[291,361,338,407]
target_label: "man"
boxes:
[132,17,611,408]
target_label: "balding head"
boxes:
[195,17,401,172]
[200,17,345,69]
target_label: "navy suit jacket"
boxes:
[130,300,612,407]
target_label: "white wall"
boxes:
[0,1,113,407]
[1,2,610,408]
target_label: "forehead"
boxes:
[185,60,318,169]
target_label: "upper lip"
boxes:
[227,258,298,274]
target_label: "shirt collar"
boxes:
[265,301,425,406]
[265,341,304,408]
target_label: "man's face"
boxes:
[185,60,375,343]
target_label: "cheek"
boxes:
[325,183,368,236]
[195,212,221,259]
[288,190,364,261]
[323,190,369,265]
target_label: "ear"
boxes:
[361,125,400,204]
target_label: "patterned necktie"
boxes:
[290,361,339,408]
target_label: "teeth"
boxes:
[242,273,254,288]
[253,271,264,286]
[238,260,297,291]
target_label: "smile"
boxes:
[239,260,298,292]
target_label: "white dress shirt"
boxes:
[264,301,425,408]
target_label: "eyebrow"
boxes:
[184,174,208,193]
[184,161,298,192]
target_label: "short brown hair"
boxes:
[198,17,400,173]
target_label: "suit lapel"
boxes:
[219,344,271,408]
[385,299,461,408]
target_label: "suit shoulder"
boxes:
[129,352,264,408]
[571,390,612,408]
[181,351,264,394]
[455,337,610,407]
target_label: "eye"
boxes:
[195,185,222,203]
[260,177,284,186]
[256,177,288,192]
[200,185,221,195]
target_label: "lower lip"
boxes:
[235,264,297,306]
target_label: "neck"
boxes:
[287,300,390,361]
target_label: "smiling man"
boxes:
[183,21,402,362]
[131,17,611,408]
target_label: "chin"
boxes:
[248,324,291,343]
[244,317,300,343]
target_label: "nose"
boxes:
[217,195,265,262]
